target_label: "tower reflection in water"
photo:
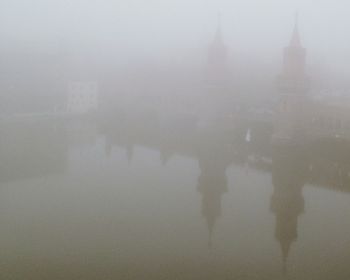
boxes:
[270,150,307,274]
[196,142,231,249]
[100,113,350,277]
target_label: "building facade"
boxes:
[273,15,311,144]
[67,81,99,114]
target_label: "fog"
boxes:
[1,1,350,92]
[1,0,350,56]
[1,1,350,279]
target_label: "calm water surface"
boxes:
[1,120,350,279]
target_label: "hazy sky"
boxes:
[0,0,349,69]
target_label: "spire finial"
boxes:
[295,10,299,27]
[280,239,292,275]
[290,11,302,47]
[213,12,223,44]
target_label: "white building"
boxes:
[67,82,98,114]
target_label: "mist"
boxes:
[1,1,350,279]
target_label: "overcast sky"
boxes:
[0,0,349,71]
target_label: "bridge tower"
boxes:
[206,13,230,85]
[273,14,310,144]
[200,14,234,125]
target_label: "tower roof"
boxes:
[289,12,302,48]
[280,238,292,274]
[213,12,224,46]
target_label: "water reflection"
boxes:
[196,137,231,249]
[271,150,306,274]
[1,115,350,279]
[0,120,68,183]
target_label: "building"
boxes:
[198,15,235,125]
[67,81,99,114]
[206,15,230,85]
[309,97,350,141]
[273,14,311,144]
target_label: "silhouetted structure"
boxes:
[273,14,310,144]
[270,151,306,274]
[198,15,236,125]
[207,14,230,85]
[197,144,230,249]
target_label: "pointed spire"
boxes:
[206,215,215,251]
[280,239,292,275]
[214,12,223,44]
[290,11,302,47]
